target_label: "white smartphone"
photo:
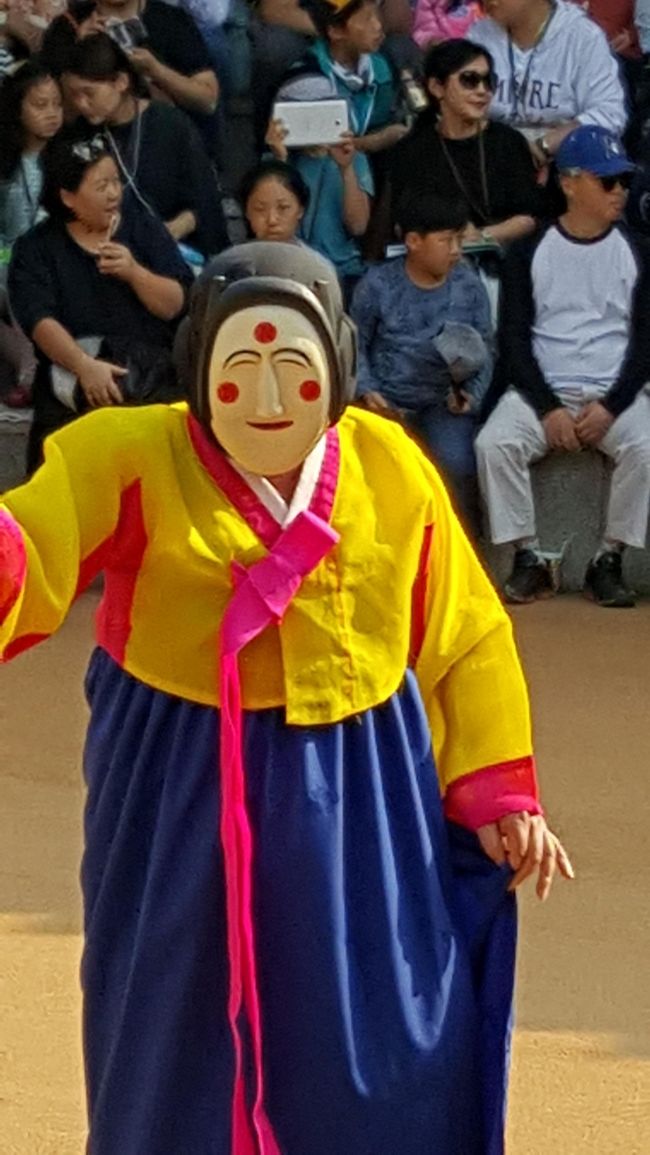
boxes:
[272,100,350,148]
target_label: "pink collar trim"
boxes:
[187,412,341,1153]
[187,414,340,547]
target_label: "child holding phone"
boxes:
[265,116,371,303]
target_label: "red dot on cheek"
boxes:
[299,379,322,402]
[254,321,277,344]
[217,381,239,404]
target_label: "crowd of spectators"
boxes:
[2,0,650,605]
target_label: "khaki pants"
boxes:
[476,388,650,549]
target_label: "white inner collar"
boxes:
[229,434,327,527]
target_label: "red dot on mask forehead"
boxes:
[300,379,321,402]
[254,321,277,344]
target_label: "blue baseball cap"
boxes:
[556,125,635,177]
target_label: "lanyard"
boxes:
[506,1,557,124]
[19,159,40,228]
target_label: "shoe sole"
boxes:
[582,587,636,609]
[504,586,555,606]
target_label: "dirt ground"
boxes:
[1,591,649,1154]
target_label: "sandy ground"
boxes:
[1,591,649,1154]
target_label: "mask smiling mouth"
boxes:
[246,420,295,430]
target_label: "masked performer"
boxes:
[0,243,571,1155]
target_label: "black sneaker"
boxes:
[503,549,554,605]
[584,552,635,608]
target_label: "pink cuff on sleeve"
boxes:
[0,509,27,624]
[443,755,543,831]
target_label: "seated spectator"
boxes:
[41,0,219,152]
[636,0,650,54]
[587,0,640,61]
[275,0,406,158]
[476,126,650,608]
[391,38,548,247]
[0,0,67,69]
[241,157,309,242]
[8,127,192,471]
[0,59,63,406]
[351,191,492,532]
[256,0,318,36]
[1,0,22,76]
[583,2,644,155]
[63,32,228,256]
[413,0,481,49]
[265,119,370,300]
[470,0,627,164]
[0,60,63,245]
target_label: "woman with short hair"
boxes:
[8,127,193,470]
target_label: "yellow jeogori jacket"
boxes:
[0,403,536,806]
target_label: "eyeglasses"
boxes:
[70,134,107,163]
[596,173,632,192]
[457,70,496,94]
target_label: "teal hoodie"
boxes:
[308,38,396,136]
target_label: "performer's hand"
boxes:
[477,812,574,901]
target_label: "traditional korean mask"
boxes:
[208,304,331,476]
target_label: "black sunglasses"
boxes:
[596,173,633,192]
[457,69,496,94]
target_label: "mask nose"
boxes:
[255,358,285,418]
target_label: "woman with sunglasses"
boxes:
[7,126,193,471]
[470,0,626,166]
[391,39,548,249]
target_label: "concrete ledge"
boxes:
[0,404,31,492]
[484,451,650,594]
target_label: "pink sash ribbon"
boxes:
[219,510,339,1154]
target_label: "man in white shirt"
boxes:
[476,125,650,607]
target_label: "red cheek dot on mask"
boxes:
[254,321,277,344]
[299,379,322,402]
[217,381,239,404]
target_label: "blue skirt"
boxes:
[81,648,516,1155]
